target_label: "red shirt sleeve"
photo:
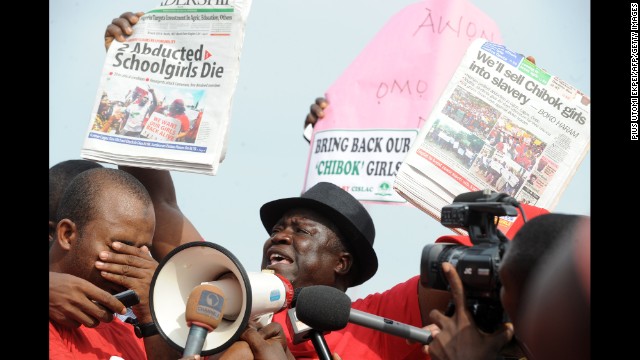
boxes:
[177,114,190,132]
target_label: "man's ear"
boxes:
[55,219,78,251]
[335,251,353,276]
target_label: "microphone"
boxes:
[287,288,332,360]
[287,288,312,345]
[183,283,226,356]
[295,285,432,344]
[308,331,332,360]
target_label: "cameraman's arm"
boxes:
[423,263,513,360]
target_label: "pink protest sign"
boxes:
[304,0,502,203]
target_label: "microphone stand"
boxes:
[309,330,332,360]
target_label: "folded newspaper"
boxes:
[394,39,590,234]
[81,0,253,175]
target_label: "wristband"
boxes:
[134,322,159,338]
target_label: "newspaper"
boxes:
[394,39,590,234]
[81,0,253,175]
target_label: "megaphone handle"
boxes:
[183,326,208,356]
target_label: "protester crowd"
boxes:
[442,87,501,138]
[49,9,590,360]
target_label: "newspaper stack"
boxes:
[394,39,590,232]
[81,0,253,175]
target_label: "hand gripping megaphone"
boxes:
[149,242,293,356]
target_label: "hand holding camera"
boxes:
[421,189,523,333]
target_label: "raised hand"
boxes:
[95,241,158,323]
[49,272,126,328]
[304,97,329,130]
[423,262,514,360]
[105,11,145,51]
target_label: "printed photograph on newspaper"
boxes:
[81,0,253,175]
[395,39,590,232]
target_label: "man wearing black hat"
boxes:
[259,181,377,290]
[259,181,439,359]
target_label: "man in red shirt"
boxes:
[168,99,191,132]
[49,168,180,360]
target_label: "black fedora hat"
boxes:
[259,182,377,287]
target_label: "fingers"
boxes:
[56,317,82,329]
[257,322,283,340]
[69,273,126,315]
[304,97,329,128]
[246,318,262,330]
[241,327,271,355]
[68,310,98,329]
[49,272,122,329]
[51,296,110,329]
[258,322,287,349]
[96,242,154,271]
[442,262,466,312]
[241,326,263,344]
[332,353,342,360]
[422,344,430,356]
[90,289,127,316]
[113,241,153,258]
[241,323,290,359]
[95,242,157,291]
[95,257,146,282]
[304,113,317,128]
[218,341,253,360]
[105,12,144,51]
[489,322,514,351]
[105,23,126,50]
[406,323,439,345]
[74,301,114,327]
[524,55,547,72]
[429,308,449,330]
[424,323,441,339]
[304,103,323,128]
[113,12,141,36]
[75,286,122,323]
[315,97,329,109]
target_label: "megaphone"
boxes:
[149,242,293,356]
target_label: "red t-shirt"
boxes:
[273,276,427,360]
[49,318,146,360]
[173,113,190,132]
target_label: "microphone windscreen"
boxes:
[185,283,225,330]
[295,285,351,331]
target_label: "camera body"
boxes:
[421,191,518,332]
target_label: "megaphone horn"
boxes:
[149,241,293,356]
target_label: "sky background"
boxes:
[50,0,590,300]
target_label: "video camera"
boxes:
[420,190,523,333]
